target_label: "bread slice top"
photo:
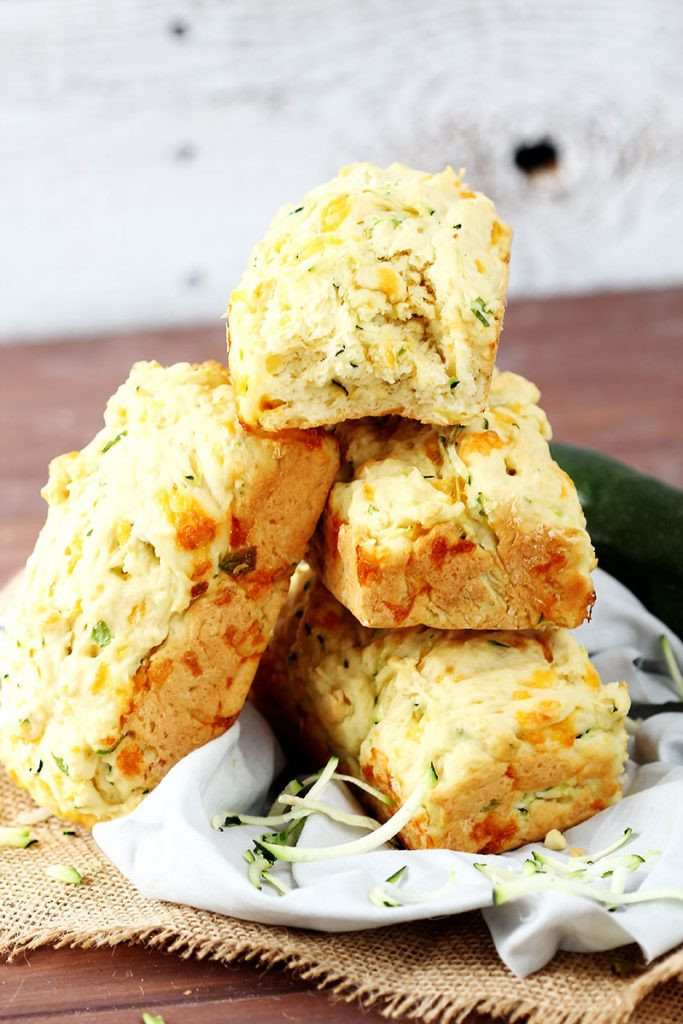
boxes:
[228,162,511,428]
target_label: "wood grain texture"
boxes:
[1,0,682,340]
[0,288,680,1022]
[0,945,395,1023]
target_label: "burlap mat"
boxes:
[0,771,682,1023]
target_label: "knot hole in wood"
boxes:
[513,138,559,176]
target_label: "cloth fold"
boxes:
[86,569,683,976]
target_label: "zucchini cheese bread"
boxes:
[315,370,596,629]
[227,162,511,429]
[252,572,629,854]
[0,361,339,824]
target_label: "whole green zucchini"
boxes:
[551,443,683,638]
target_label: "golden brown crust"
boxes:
[120,440,339,807]
[250,567,333,767]
[315,515,595,630]
[361,738,621,854]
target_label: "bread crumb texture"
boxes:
[544,828,568,851]
[228,162,511,428]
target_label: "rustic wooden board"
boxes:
[1,0,682,340]
[0,945,393,1023]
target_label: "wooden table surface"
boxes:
[0,287,681,1023]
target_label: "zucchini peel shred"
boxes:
[212,756,440,902]
[660,634,683,698]
[45,863,83,885]
[475,827,683,910]
[369,865,456,908]
[0,826,38,849]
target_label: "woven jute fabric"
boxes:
[0,771,682,1023]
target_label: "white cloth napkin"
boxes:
[69,570,683,974]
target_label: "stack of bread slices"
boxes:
[0,163,629,852]
[234,163,630,854]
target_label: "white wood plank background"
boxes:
[1,0,682,342]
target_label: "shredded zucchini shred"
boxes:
[475,827,682,910]
[45,863,83,885]
[0,826,38,849]
[212,757,435,896]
